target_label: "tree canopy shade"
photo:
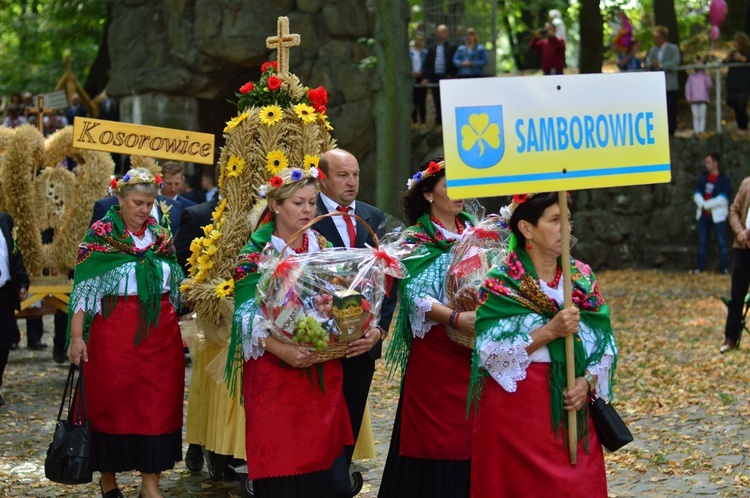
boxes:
[0,0,107,98]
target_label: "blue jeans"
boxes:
[697,216,729,271]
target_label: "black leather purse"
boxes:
[44,364,93,484]
[589,393,633,452]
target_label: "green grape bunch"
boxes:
[291,315,330,351]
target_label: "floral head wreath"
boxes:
[258,166,325,199]
[498,193,537,228]
[406,160,445,191]
[109,170,163,196]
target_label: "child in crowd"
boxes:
[685,59,713,134]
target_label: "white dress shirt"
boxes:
[0,228,10,288]
[319,192,357,248]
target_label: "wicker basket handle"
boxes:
[279,211,379,255]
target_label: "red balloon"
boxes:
[709,0,727,28]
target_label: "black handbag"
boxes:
[44,364,93,484]
[589,393,633,452]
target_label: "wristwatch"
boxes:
[583,371,595,393]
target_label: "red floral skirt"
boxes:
[243,353,353,480]
[471,363,607,498]
[84,295,184,436]
[399,324,475,460]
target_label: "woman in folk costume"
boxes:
[470,193,618,497]
[228,167,353,498]
[67,168,185,498]
[379,158,477,498]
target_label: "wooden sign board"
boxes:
[73,117,215,164]
[440,72,672,198]
[38,89,68,110]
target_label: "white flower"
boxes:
[258,184,268,199]
[499,205,513,224]
[406,178,415,190]
[309,167,320,178]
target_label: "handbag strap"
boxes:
[71,363,88,425]
[56,364,77,422]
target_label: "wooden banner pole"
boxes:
[559,191,576,465]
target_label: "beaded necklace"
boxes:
[430,214,465,235]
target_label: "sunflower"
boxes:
[227,155,245,177]
[180,281,191,293]
[223,111,248,133]
[303,154,319,171]
[293,103,317,124]
[259,105,283,126]
[214,279,235,298]
[266,150,288,175]
[319,113,334,131]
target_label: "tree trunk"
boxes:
[653,0,679,45]
[373,0,411,216]
[578,0,603,73]
[85,3,112,98]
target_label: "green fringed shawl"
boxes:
[470,244,617,448]
[225,221,274,396]
[385,211,475,380]
[67,206,184,345]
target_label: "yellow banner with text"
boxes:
[72,117,215,165]
[440,72,672,199]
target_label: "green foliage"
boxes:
[0,0,108,98]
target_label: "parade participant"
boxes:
[379,158,476,498]
[470,193,617,497]
[229,167,353,498]
[721,175,750,352]
[161,162,196,210]
[0,211,30,407]
[67,168,185,498]
[313,149,395,475]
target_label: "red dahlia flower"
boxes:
[267,76,282,91]
[270,176,283,187]
[239,81,254,94]
[307,86,328,113]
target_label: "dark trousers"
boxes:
[724,248,750,344]
[429,75,448,125]
[697,216,729,271]
[412,78,427,124]
[26,311,66,347]
[0,284,17,388]
[667,90,679,136]
[341,353,376,465]
[727,93,749,130]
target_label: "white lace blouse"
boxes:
[476,277,616,400]
[407,222,471,338]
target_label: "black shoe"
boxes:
[28,342,48,350]
[99,479,124,498]
[0,393,5,407]
[53,348,66,364]
[185,444,204,472]
[9,343,18,351]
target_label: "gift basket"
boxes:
[445,215,509,348]
[257,212,405,363]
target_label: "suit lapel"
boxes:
[315,195,345,247]
[354,203,373,248]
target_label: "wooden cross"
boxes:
[25,95,56,135]
[266,16,301,75]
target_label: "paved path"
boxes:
[1,270,748,496]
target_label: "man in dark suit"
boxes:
[90,193,183,233]
[421,24,458,126]
[0,211,30,407]
[161,162,197,210]
[173,196,218,474]
[313,149,397,479]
